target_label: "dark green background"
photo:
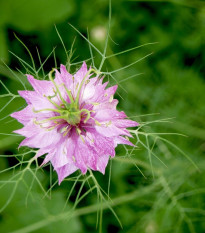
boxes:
[0,0,205,232]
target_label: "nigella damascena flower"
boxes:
[11,62,139,183]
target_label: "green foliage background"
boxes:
[0,0,205,232]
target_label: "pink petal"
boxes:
[60,65,73,80]
[73,137,88,174]
[74,61,88,82]
[35,148,49,159]
[10,105,35,124]
[19,127,62,149]
[27,75,53,96]
[104,85,118,99]
[56,163,78,184]
[96,154,110,174]
[93,100,118,111]
[114,119,139,128]
[114,136,135,147]
[51,138,74,169]
[94,109,126,122]
[41,152,55,165]
[55,67,72,87]
[95,124,131,137]
[86,131,115,157]
[18,91,55,110]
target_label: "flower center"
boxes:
[60,107,81,126]
[32,68,99,129]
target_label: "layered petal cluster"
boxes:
[11,62,139,183]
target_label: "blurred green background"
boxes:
[0,0,205,232]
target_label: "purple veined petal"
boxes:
[54,67,73,91]
[14,123,37,138]
[19,127,62,149]
[13,112,57,136]
[80,76,99,103]
[94,108,127,122]
[114,136,135,147]
[10,105,35,124]
[74,61,88,82]
[50,150,70,169]
[95,123,131,138]
[51,138,74,169]
[81,78,109,104]
[60,63,90,101]
[113,119,139,128]
[103,85,118,99]
[18,90,34,104]
[26,75,54,96]
[41,152,55,166]
[12,106,55,127]
[60,65,73,80]
[71,130,102,173]
[85,130,115,157]
[85,152,98,171]
[93,99,119,111]
[35,147,49,159]
[13,119,55,138]
[92,81,109,102]
[81,81,96,101]
[97,84,118,103]
[96,154,110,174]
[18,90,55,110]
[56,163,78,184]
[55,132,97,174]
[72,134,88,174]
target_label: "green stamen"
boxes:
[44,95,61,109]
[34,116,65,124]
[63,127,71,137]
[90,117,101,126]
[33,108,63,114]
[75,69,100,107]
[49,69,69,108]
[80,109,91,123]
[62,83,74,103]
[48,88,58,98]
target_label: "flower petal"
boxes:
[114,136,135,147]
[27,75,53,96]
[96,154,110,174]
[10,105,35,124]
[19,126,61,149]
[95,124,131,137]
[74,61,88,82]
[18,90,55,110]
[114,119,139,128]
[56,163,78,184]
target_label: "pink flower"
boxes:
[11,62,139,183]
